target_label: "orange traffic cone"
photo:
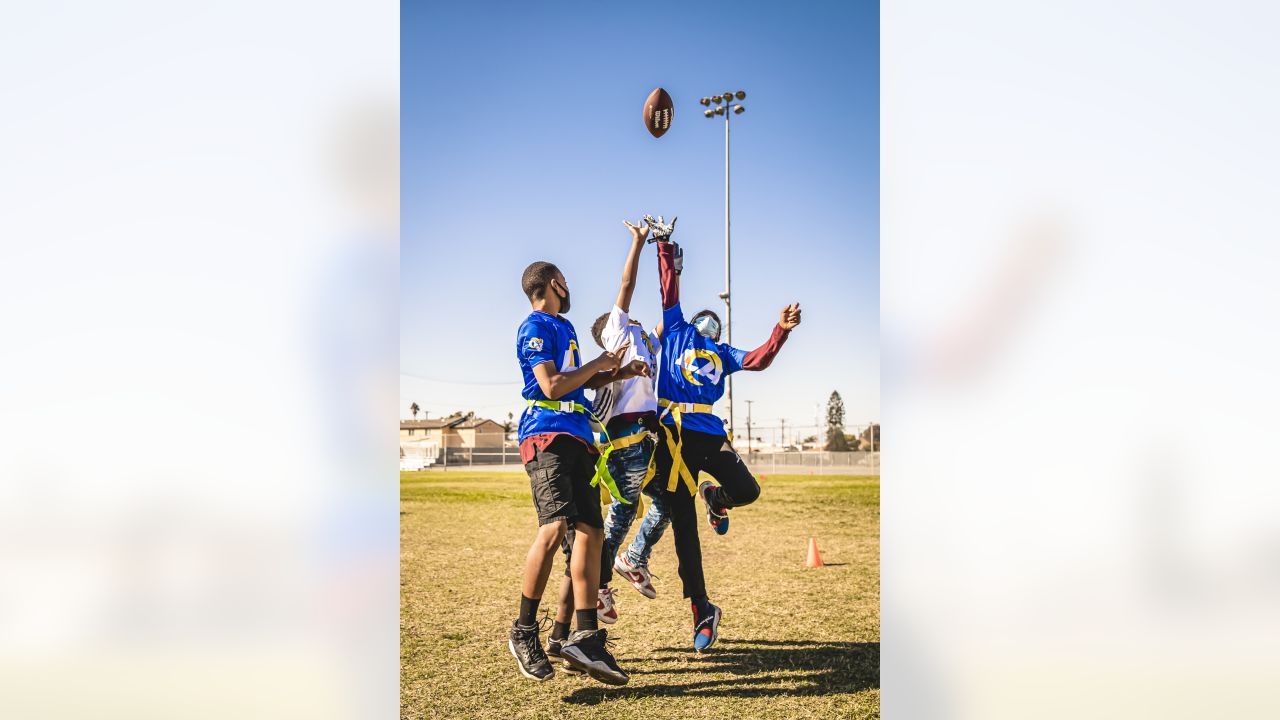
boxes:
[805,537,824,568]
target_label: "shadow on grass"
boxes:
[562,638,878,704]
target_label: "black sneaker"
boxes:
[509,621,554,681]
[560,629,629,685]
[699,480,730,535]
[546,635,583,675]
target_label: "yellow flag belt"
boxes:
[525,399,636,506]
[655,399,715,496]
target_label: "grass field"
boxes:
[401,471,879,719]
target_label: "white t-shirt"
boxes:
[597,304,659,421]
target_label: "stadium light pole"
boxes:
[700,90,746,438]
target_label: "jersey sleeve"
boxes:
[718,343,747,376]
[602,305,629,352]
[663,302,687,333]
[517,317,556,368]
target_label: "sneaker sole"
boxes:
[509,639,554,681]
[561,648,629,686]
[546,649,584,674]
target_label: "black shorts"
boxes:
[524,434,604,529]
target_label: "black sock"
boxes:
[691,595,711,618]
[575,608,598,632]
[551,620,571,641]
[518,595,540,627]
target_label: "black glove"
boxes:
[643,214,677,243]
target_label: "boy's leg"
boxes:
[652,431,715,600]
[519,520,568,613]
[627,486,671,567]
[510,437,582,681]
[599,438,655,587]
[559,445,629,685]
[556,527,574,628]
[567,445,605,629]
[701,441,761,510]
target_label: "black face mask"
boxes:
[556,283,571,314]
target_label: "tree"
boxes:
[409,402,420,420]
[858,423,881,451]
[824,391,851,451]
[503,411,514,434]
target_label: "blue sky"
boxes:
[402,0,879,437]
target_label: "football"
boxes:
[643,87,674,138]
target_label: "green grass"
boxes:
[401,471,879,719]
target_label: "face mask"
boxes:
[555,281,571,313]
[693,315,720,341]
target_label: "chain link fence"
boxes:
[409,445,878,475]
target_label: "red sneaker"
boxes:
[597,587,618,624]
[613,552,658,599]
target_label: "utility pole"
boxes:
[780,418,787,449]
[701,89,746,439]
[746,400,754,455]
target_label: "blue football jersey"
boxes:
[516,311,594,443]
[656,302,746,436]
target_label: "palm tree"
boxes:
[410,402,420,420]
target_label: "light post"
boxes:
[700,89,746,438]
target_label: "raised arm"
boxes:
[657,242,679,310]
[616,220,649,312]
[741,303,802,371]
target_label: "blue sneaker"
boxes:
[699,481,729,535]
[692,601,721,652]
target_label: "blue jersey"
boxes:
[516,311,594,444]
[656,302,746,436]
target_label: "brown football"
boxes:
[643,87,674,138]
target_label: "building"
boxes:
[400,413,508,467]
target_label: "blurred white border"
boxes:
[884,2,1280,717]
[0,2,398,717]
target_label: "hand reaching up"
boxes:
[779,303,802,330]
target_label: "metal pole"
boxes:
[724,107,733,439]
[746,400,753,455]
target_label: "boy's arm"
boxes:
[657,242,680,310]
[531,342,645,399]
[616,220,649,312]
[740,303,803,371]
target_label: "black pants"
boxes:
[652,425,761,598]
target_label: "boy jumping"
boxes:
[646,222,801,651]
[509,260,646,685]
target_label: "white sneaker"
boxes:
[597,587,618,624]
[613,553,658,599]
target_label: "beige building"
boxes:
[400,413,506,450]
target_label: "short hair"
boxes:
[521,261,560,301]
[590,312,610,348]
[691,309,722,341]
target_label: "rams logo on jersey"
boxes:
[679,348,723,386]
[527,337,544,352]
[562,339,580,370]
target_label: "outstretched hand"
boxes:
[779,302,802,330]
[643,214,677,243]
[623,219,650,244]
[595,340,632,371]
[619,359,650,379]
